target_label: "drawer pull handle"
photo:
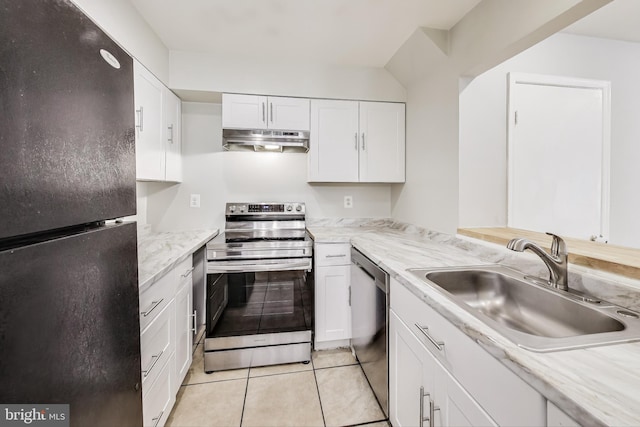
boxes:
[181,267,195,278]
[142,350,164,377]
[325,254,346,258]
[141,299,164,317]
[415,323,445,352]
[152,410,164,427]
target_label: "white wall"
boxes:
[169,51,406,102]
[70,0,170,83]
[145,103,392,232]
[390,66,460,233]
[459,33,640,248]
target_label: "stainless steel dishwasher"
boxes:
[351,247,389,418]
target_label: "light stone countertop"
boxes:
[307,220,640,426]
[137,227,219,292]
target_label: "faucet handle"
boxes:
[546,232,567,257]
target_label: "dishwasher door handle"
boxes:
[354,261,376,281]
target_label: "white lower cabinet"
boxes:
[390,277,547,427]
[314,243,352,348]
[390,311,496,427]
[143,352,176,427]
[139,255,195,427]
[174,278,193,392]
[547,402,580,427]
[140,300,175,394]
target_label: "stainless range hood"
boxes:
[222,129,310,153]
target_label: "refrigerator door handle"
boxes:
[141,298,164,317]
[191,310,197,333]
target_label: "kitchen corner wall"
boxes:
[144,102,392,232]
[388,0,611,236]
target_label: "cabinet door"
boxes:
[134,60,165,181]
[174,281,192,392]
[359,102,405,183]
[222,93,268,129]
[433,353,498,427]
[164,89,182,183]
[268,96,310,131]
[390,311,433,427]
[314,265,351,343]
[308,99,359,182]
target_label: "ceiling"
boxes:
[130,0,480,68]
[563,0,640,43]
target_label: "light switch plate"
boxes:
[344,196,353,208]
[190,194,201,208]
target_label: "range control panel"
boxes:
[225,202,305,215]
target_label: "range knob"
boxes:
[229,205,236,213]
[239,205,246,213]
[295,204,302,212]
[286,205,293,212]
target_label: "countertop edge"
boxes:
[138,229,218,293]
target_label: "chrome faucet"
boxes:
[506,232,568,291]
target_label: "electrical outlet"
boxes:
[190,194,201,208]
[344,196,353,208]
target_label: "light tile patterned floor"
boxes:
[166,346,389,427]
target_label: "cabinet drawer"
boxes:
[391,278,546,426]
[315,243,351,266]
[143,352,175,427]
[141,299,175,392]
[140,271,174,331]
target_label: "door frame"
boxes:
[506,72,612,240]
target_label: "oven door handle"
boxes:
[207,259,312,274]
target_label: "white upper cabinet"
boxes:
[134,60,164,181]
[359,102,405,183]
[308,100,360,182]
[222,93,310,131]
[308,99,405,183]
[164,89,182,183]
[222,94,267,129]
[269,96,311,130]
[134,60,182,183]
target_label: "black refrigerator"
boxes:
[0,1,143,426]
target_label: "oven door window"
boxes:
[208,270,312,337]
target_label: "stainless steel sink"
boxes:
[409,265,640,352]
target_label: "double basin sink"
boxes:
[409,265,640,352]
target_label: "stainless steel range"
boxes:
[204,202,313,372]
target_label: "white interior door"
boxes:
[508,73,610,241]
